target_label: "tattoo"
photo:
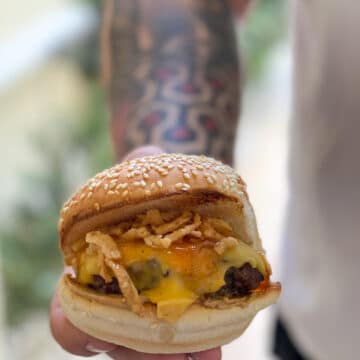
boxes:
[102,0,240,165]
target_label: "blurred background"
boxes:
[0,0,289,359]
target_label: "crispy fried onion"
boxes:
[121,227,151,242]
[144,213,201,248]
[104,210,240,250]
[86,231,121,259]
[214,236,239,255]
[207,218,233,236]
[85,231,120,282]
[74,210,242,316]
[98,251,113,282]
[105,258,146,316]
[162,214,201,245]
[152,211,192,235]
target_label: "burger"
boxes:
[58,153,280,353]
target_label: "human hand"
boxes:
[50,146,222,360]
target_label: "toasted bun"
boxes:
[59,154,263,260]
[58,153,280,353]
[59,276,280,353]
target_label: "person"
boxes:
[50,0,360,359]
[51,0,242,358]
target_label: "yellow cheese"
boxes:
[78,252,100,284]
[222,241,266,276]
[157,298,194,322]
[77,239,267,313]
[119,242,218,278]
[142,276,196,303]
[142,276,197,321]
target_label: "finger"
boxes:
[50,290,117,356]
[188,348,222,360]
[108,347,186,360]
[108,347,221,360]
[122,145,165,161]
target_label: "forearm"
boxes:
[102,0,241,165]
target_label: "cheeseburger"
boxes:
[58,153,280,353]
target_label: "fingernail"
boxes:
[86,343,116,353]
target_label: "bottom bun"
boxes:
[58,276,280,354]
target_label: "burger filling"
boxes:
[69,210,268,322]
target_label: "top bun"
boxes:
[59,154,262,260]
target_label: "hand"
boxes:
[50,146,222,360]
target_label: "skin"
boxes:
[50,1,251,358]
[102,0,243,165]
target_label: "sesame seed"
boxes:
[183,172,191,180]
[157,180,163,188]
[160,170,168,176]
[175,182,184,189]
[168,164,174,169]
[104,184,109,191]
[133,181,141,187]
[143,173,149,179]
[175,182,191,191]
[206,176,214,184]
[117,183,128,190]
[87,192,93,198]
[145,190,151,196]
[122,190,129,197]
[150,182,156,191]
[140,180,146,187]
[94,203,100,211]
[80,193,86,200]
[107,190,115,196]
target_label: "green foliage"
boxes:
[241,0,287,81]
[1,82,112,325]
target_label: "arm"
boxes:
[50,1,249,358]
[102,0,241,165]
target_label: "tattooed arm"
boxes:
[102,0,242,166]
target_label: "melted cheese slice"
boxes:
[77,240,266,322]
[78,252,100,284]
[143,276,197,321]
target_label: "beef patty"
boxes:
[87,262,264,298]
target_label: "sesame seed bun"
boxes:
[59,154,262,259]
[58,153,280,353]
